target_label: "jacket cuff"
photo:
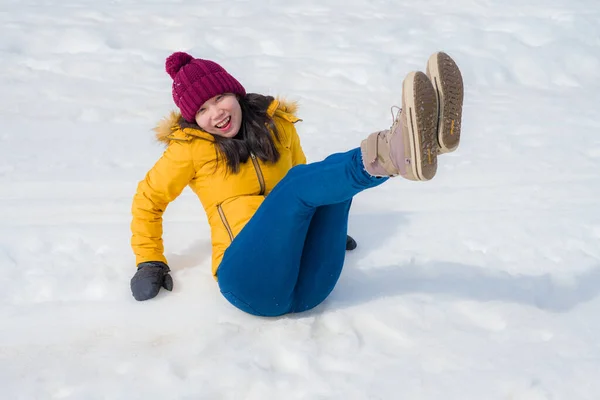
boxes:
[136,261,170,271]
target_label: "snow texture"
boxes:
[1,0,600,399]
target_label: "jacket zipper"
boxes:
[216,154,264,243]
[250,152,266,195]
[216,204,234,242]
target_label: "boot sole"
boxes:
[426,52,464,153]
[403,71,438,181]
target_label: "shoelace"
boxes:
[390,106,402,126]
[376,106,403,144]
[378,106,402,143]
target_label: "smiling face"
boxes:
[194,93,243,138]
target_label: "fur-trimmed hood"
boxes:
[153,98,300,145]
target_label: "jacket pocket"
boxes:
[216,204,234,242]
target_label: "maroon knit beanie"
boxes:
[166,52,246,122]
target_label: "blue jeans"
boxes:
[217,148,386,316]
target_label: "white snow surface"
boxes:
[1,0,600,398]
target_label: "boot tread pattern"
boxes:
[408,72,438,181]
[429,52,464,153]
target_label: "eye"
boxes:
[197,107,205,115]
[216,95,224,101]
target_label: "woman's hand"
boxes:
[130,261,173,301]
[346,235,357,251]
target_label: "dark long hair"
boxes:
[210,93,281,174]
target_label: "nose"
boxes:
[213,111,226,123]
[207,104,221,116]
[203,106,219,123]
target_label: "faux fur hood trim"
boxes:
[153,98,300,145]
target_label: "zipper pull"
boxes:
[250,152,256,160]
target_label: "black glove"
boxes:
[130,261,173,301]
[346,235,357,251]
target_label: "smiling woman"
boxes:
[129,51,464,316]
[194,94,242,137]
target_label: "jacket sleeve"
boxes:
[131,141,195,265]
[289,124,307,166]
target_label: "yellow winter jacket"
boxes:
[131,99,306,277]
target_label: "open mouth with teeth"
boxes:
[215,116,232,131]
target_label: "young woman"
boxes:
[130,51,464,316]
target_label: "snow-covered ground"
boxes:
[1,0,600,398]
